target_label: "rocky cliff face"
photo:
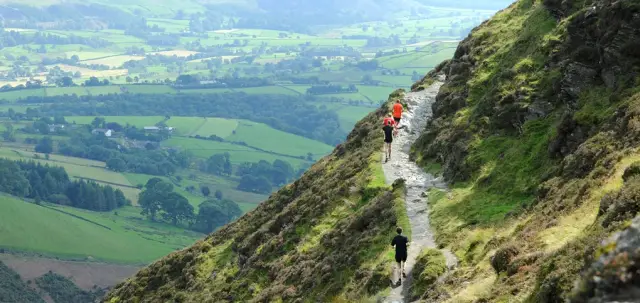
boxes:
[409,0,640,301]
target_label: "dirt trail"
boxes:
[382,79,457,303]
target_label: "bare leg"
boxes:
[401,261,406,277]
[387,143,392,159]
[383,144,388,162]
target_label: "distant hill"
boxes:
[0,0,514,31]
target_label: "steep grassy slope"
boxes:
[410,0,640,301]
[104,90,412,302]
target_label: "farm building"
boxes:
[48,124,65,132]
[92,129,113,137]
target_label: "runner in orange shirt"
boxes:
[393,100,403,129]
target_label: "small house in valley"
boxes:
[92,129,113,137]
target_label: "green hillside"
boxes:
[105,0,640,302]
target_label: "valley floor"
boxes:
[382,79,456,302]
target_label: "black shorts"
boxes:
[384,137,393,144]
[394,117,401,123]
[395,253,407,263]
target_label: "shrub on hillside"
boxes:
[600,176,640,227]
[622,162,640,182]
[411,248,447,300]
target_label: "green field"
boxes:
[45,87,87,97]
[67,51,120,60]
[0,196,201,263]
[226,120,334,157]
[163,136,309,166]
[356,85,397,102]
[335,106,375,132]
[165,117,238,137]
[191,118,239,138]
[0,88,46,101]
[178,88,234,94]
[86,86,123,95]
[67,116,165,128]
[0,104,40,113]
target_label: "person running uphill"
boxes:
[393,100,403,129]
[391,227,409,285]
[383,120,394,162]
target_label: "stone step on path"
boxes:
[382,79,457,303]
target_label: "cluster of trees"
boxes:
[0,159,129,211]
[192,199,242,233]
[139,178,193,225]
[306,84,358,95]
[356,60,380,71]
[200,152,299,194]
[83,77,110,86]
[237,159,296,187]
[30,93,346,145]
[199,153,232,176]
[55,128,189,176]
[139,178,242,233]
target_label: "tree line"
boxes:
[138,178,242,233]
[0,158,129,211]
[25,93,346,145]
[0,31,110,49]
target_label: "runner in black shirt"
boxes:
[391,227,409,285]
[382,120,394,163]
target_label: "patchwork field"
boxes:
[0,88,46,101]
[163,136,309,166]
[49,64,129,78]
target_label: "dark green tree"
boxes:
[194,199,242,233]
[201,186,210,197]
[35,137,53,154]
[139,180,173,221]
[161,192,194,225]
[106,158,127,172]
